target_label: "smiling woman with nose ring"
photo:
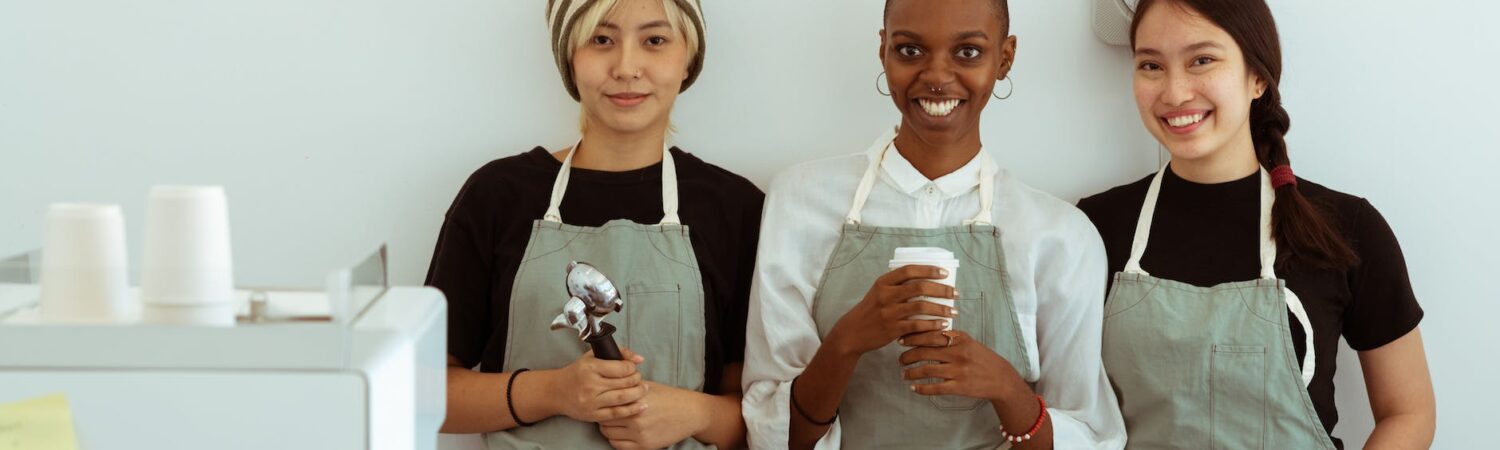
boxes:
[740,0,1126,449]
[426,1,763,449]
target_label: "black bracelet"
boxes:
[790,376,839,426]
[507,368,537,427]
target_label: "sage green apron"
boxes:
[1101,166,1333,449]
[809,134,1032,449]
[487,142,714,450]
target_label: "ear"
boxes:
[878,29,888,66]
[1251,73,1268,99]
[996,35,1018,81]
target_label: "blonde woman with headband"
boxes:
[427,1,761,449]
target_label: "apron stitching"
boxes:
[988,240,1031,380]
[517,223,588,265]
[957,236,1003,272]
[1103,277,1161,321]
[823,228,875,273]
[1235,287,1289,330]
[646,227,702,272]
[807,227,854,335]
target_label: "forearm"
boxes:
[788,339,860,450]
[990,373,1052,449]
[442,367,561,433]
[1363,412,1436,450]
[691,391,748,449]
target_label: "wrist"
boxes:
[989,375,1031,410]
[529,368,563,419]
[823,329,862,361]
[689,389,716,437]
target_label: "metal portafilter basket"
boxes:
[549,261,625,360]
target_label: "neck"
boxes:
[892,124,983,180]
[569,123,667,171]
[1169,129,1260,183]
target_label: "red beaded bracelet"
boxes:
[998,394,1047,444]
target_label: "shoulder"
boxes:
[1292,177,1394,247]
[766,152,867,197]
[1294,177,1373,220]
[671,148,765,202]
[995,171,1105,250]
[447,147,555,214]
[1076,173,1154,222]
[466,147,556,189]
[756,152,868,242]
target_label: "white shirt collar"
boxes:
[864,127,990,200]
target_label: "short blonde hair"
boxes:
[565,0,701,59]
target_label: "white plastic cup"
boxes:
[888,247,959,331]
[39,203,134,323]
[140,186,235,326]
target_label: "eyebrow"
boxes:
[889,30,990,41]
[597,20,672,32]
[1135,40,1224,57]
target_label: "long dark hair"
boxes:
[1131,0,1359,270]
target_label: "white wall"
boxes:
[2,0,1495,448]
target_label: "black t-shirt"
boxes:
[1077,167,1423,448]
[425,147,764,394]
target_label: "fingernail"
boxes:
[909,384,917,392]
[938,269,950,277]
[942,320,950,328]
[898,338,906,345]
[640,403,649,411]
[949,308,959,316]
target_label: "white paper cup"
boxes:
[140,186,235,326]
[39,203,134,323]
[889,247,959,331]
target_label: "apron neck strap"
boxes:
[845,130,995,226]
[543,139,680,225]
[1124,164,1278,279]
[1128,163,1278,279]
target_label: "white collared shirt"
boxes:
[741,129,1127,449]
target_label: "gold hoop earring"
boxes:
[992,76,1014,100]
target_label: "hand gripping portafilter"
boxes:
[549,261,625,360]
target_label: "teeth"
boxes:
[1166,113,1206,128]
[918,99,962,117]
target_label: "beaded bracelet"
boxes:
[998,394,1048,444]
[507,368,537,427]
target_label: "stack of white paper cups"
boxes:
[140,186,236,326]
[39,204,134,323]
[889,247,959,331]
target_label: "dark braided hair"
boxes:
[1132,0,1359,270]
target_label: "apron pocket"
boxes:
[625,283,683,387]
[928,293,989,411]
[1211,344,1266,449]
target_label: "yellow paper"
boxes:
[0,394,79,450]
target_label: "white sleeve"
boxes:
[741,171,842,450]
[1030,212,1127,450]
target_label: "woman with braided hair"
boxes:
[1076,0,1437,448]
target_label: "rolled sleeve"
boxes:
[1031,215,1127,449]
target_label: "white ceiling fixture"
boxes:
[1092,0,1139,46]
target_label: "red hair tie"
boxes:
[1270,165,1297,189]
